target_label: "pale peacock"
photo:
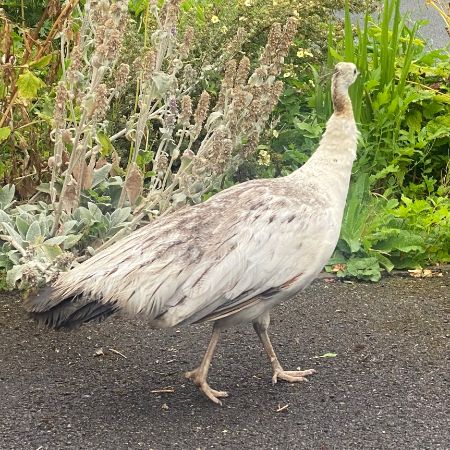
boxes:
[25,62,359,405]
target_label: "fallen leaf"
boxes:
[408,268,441,278]
[315,352,337,358]
[331,263,346,272]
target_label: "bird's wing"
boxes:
[50,180,338,326]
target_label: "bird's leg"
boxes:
[185,324,229,405]
[253,312,316,384]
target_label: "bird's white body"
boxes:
[48,111,357,329]
[27,62,359,404]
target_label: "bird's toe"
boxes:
[272,368,316,384]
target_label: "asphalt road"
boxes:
[400,0,449,48]
[1,273,449,449]
[345,0,449,49]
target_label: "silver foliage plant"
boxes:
[1,0,299,288]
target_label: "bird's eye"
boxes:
[353,69,357,74]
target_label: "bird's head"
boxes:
[332,62,359,89]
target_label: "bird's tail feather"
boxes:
[24,286,118,330]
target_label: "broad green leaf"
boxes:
[92,164,112,188]
[29,54,52,69]
[128,0,148,15]
[6,265,23,288]
[0,210,12,225]
[0,185,15,209]
[26,221,42,243]
[17,70,46,99]
[88,202,103,221]
[0,126,11,143]
[97,131,114,156]
[39,244,62,261]
[63,234,82,250]
[44,236,67,246]
[0,221,23,246]
[62,220,78,234]
[110,207,131,227]
[151,71,172,96]
[15,216,30,239]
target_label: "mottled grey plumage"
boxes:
[25,62,359,404]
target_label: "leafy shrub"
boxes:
[251,0,450,279]
[0,0,301,289]
[0,184,132,289]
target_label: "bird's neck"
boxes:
[288,85,357,209]
[332,79,354,118]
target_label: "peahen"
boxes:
[25,62,359,404]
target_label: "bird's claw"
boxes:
[185,368,229,405]
[272,368,316,385]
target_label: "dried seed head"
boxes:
[194,91,210,129]
[154,152,169,174]
[47,0,61,17]
[141,49,156,78]
[178,95,192,126]
[125,163,143,205]
[54,81,69,127]
[21,265,40,288]
[225,27,247,56]
[260,23,281,66]
[90,0,109,27]
[163,3,179,32]
[182,64,197,88]
[180,26,194,59]
[92,83,109,121]
[216,59,237,110]
[115,63,130,90]
[54,252,75,270]
[241,133,260,158]
[235,56,250,87]
[61,129,72,144]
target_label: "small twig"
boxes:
[150,388,175,394]
[108,348,127,359]
[276,403,289,412]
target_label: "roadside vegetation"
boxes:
[0,0,448,289]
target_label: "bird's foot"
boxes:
[185,368,229,405]
[272,367,316,384]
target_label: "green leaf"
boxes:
[6,265,23,288]
[151,71,172,96]
[128,0,148,15]
[0,185,15,209]
[97,131,114,156]
[110,207,131,227]
[63,234,82,250]
[92,164,112,188]
[39,244,62,261]
[26,221,42,243]
[405,110,422,132]
[15,216,30,239]
[0,127,11,143]
[0,221,23,246]
[318,353,337,358]
[29,54,52,69]
[44,236,67,246]
[17,70,46,99]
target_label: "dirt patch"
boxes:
[1,274,449,449]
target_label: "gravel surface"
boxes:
[1,273,449,449]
